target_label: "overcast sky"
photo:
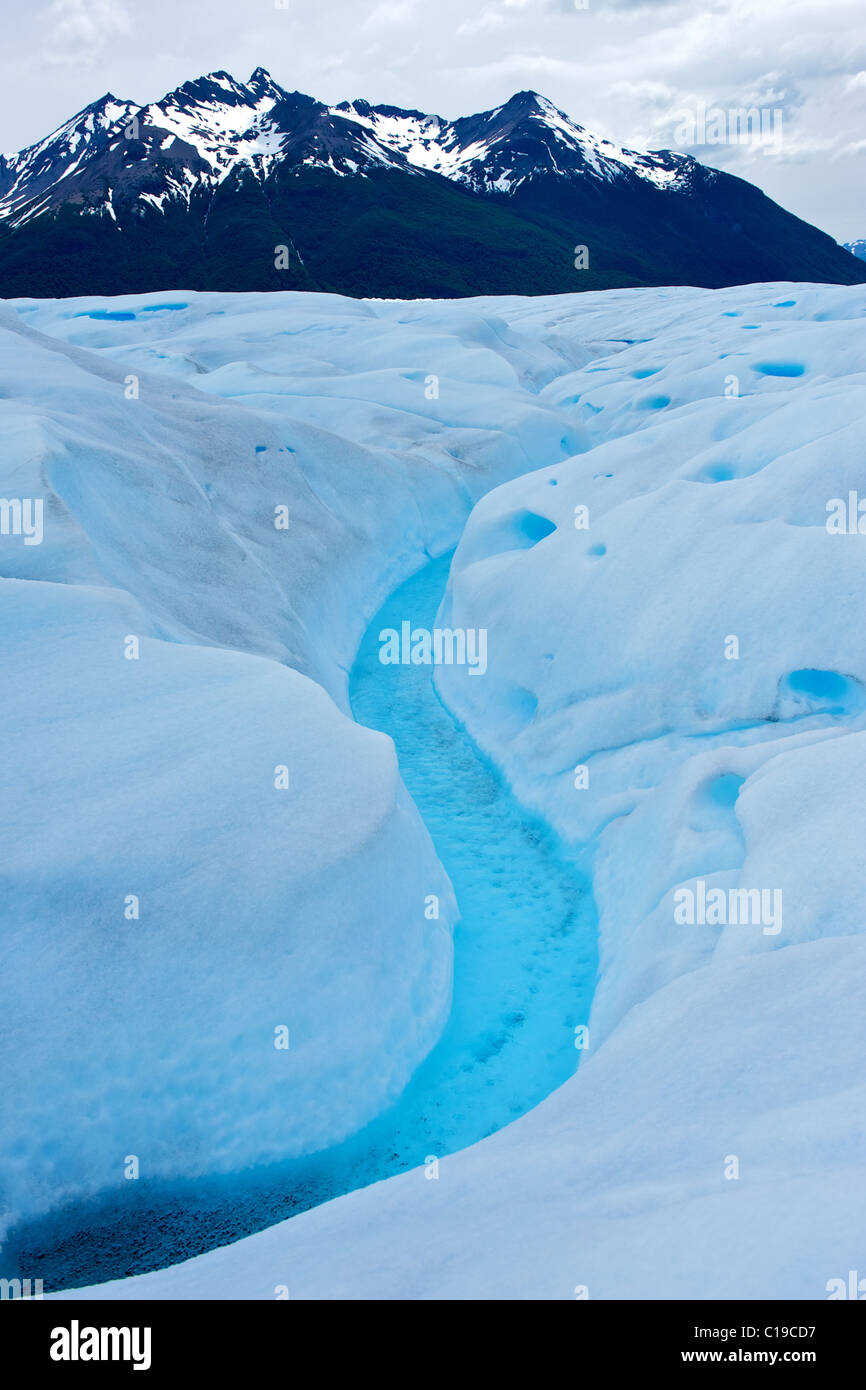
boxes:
[0,0,863,241]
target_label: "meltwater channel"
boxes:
[7,551,597,1292]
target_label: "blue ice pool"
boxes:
[4,552,597,1290]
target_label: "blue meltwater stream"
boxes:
[6,551,597,1291]
[349,552,597,1151]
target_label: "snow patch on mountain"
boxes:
[0,71,702,228]
[0,96,137,227]
[337,90,693,195]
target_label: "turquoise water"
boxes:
[6,551,596,1290]
[348,552,597,1153]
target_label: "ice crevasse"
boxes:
[0,288,587,1237]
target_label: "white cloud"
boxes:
[456,10,508,37]
[361,0,417,30]
[41,0,132,67]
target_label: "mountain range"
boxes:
[0,68,862,299]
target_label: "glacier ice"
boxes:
[1,281,865,1298]
[0,288,592,1242]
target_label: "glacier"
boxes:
[0,283,864,1298]
[0,289,587,1257]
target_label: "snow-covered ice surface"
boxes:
[2,283,865,1298]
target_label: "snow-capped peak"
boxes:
[0,93,139,227]
[247,67,285,99]
[0,71,699,230]
[330,87,692,195]
[132,69,290,183]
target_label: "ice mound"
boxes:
[0,575,454,1231]
[437,280,866,1043]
